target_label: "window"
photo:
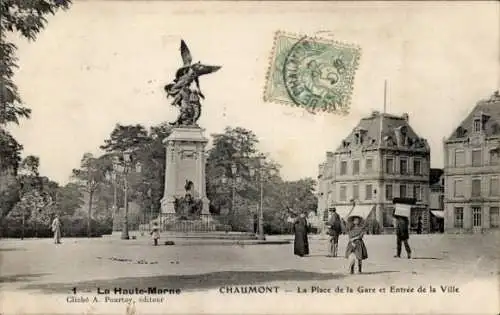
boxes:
[454,179,464,197]
[340,185,347,201]
[354,133,360,144]
[454,150,465,167]
[413,185,421,201]
[413,159,422,175]
[490,177,499,196]
[490,150,499,165]
[365,159,373,172]
[353,160,360,175]
[454,207,464,228]
[385,184,393,201]
[490,207,499,228]
[400,159,408,175]
[385,158,394,174]
[399,184,407,198]
[352,184,359,200]
[439,195,444,209]
[473,119,481,132]
[340,161,347,175]
[365,184,373,200]
[472,207,482,227]
[471,178,481,197]
[472,149,482,167]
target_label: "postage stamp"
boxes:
[264,31,361,115]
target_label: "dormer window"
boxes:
[473,118,481,132]
[354,128,367,145]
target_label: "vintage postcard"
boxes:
[0,1,499,315]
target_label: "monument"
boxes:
[160,40,221,224]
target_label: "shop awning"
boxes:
[347,205,375,220]
[394,204,412,218]
[333,205,353,219]
[431,210,444,219]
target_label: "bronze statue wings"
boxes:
[175,40,221,87]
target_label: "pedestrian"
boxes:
[326,208,342,257]
[345,215,368,274]
[51,214,61,244]
[394,216,412,259]
[417,216,423,234]
[150,222,160,246]
[291,210,310,257]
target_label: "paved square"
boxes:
[0,233,498,314]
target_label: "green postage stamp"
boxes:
[264,31,361,115]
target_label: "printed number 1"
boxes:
[72,287,77,294]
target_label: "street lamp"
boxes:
[112,150,142,240]
[249,155,269,241]
[221,162,241,221]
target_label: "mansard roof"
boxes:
[447,91,500,141]
[335,111,430,152]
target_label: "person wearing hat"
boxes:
[394,215,411,259]
[345,215,368,274]
[291,210,310,257]
[150,222,160,246]
[326,208,342,257]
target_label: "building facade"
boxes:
[443,91,500,233]
[317,111,431,233]
[429,168,444,232]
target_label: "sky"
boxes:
[8,1,499,185]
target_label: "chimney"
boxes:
[371,110,380,117]
[402,113,409,122]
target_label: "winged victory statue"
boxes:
[164,40,221,126]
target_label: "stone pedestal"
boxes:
[160,127,210,216]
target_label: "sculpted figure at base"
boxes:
[174,180,203,219]
[164,40,221,127]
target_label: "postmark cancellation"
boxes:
[264,31,361,115]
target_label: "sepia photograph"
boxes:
[0,1,498,314]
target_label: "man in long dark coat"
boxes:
[394,216,412,259]
[293,212,310,257]
[326,208,342,257]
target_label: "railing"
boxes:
[155,213,254,233]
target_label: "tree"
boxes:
[0,128,23,172]
[206,127,260,216]
[100,124,150,153]
[206,127,281,232]
[6,155,59,238]
[72,153,106,237]
[98,122,171,221]
[54,183,84,217]
[0,0,72,126]
[1,0,72,229]
[21,155,40,177]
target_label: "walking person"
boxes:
[290,209,310,257]
[150,222,160,246]
[394,216,412,259]
[326,208,342,257]
[345,215,368,274]
[51,214,61,244]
